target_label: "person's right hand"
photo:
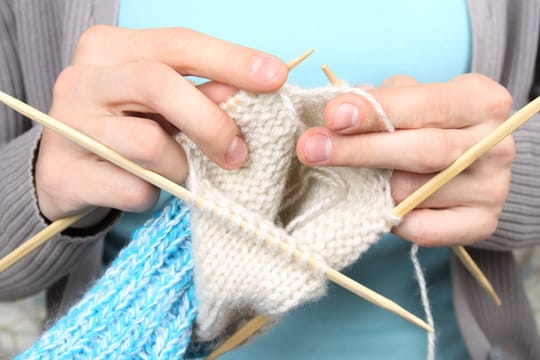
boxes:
[35,26,288,227]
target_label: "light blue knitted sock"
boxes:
[17,198,198,360]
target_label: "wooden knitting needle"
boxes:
[321,64,346,87]
[207,69,540,360]
[287,49,314,70]
[0,91,432,332]
[206,314,271,360]
[0,52,434,330]
[0,50,317,273]
[322,64,502,306]
[0,208,95,272]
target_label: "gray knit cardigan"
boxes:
[1,0,539,358]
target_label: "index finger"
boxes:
[324,74,512,133]
[72,26,288,93]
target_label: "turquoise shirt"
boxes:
[115,1,471,358]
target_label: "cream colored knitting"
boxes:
[183,85,397,341]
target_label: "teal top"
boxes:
[113,1,471,358]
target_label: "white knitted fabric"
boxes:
[183,85,398,341]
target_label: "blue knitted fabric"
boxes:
[17,197,201,360]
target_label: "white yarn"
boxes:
[410,244,436,360]
[183,85,399,341]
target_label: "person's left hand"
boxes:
[296,74,515,247]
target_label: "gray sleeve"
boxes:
[475,117,540,251]
[452,249,540,359]
[0,2,116,300]
[466,0,540,252]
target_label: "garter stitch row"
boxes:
[17,85,398,358]
[184,85,397,341]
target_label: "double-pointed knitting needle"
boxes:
[321,64,346,87]
[0,52,432,331]
[0,49,316,273]
[0,208,95,272]
[288,49,314,70]
[321,64,502,306]
[206,68,540,360]
[0,91,431,331]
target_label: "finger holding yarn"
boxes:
[183,88,325,341]
[13,84,398,360]
[183,85,397,343]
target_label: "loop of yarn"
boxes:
[184,86,397,342]
[17,85,401,359]
[17,199,198,360]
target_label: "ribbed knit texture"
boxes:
[1,1,540,358]
[14,86,396,359]
[0,1,29,142]
[486,119,540,250]
[17,198,197,360]
[452,249,540,359]
[0,0,119,306]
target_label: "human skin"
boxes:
[36,26,515,246]
[36,26,288,227]
[297,74,515,247]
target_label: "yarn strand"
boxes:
[17,199,197,360]
[0,91,423,329]
[410,244,436,360]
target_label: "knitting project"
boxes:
[18,199,198,359]
[184,86,397,341]
[17,85,397,359]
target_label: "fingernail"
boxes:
[304,134,332,163]
[333,103,359,130]
[250,55,283,83]
[225,136,248,166]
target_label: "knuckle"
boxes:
[198,112,235,153]
[119,178,158,212]
[494,136,516,165]
[53,65,84,100]
[140,62,173,81]
[159,28,197,70]
[459,73,492,91]
[461,72,485,82]
[382,74,418,87]
[75,25,114,59]
[460,74,513,120]
[128,120,169,164]
[390,173,418,203]
[36,157,62,193]
[137,62,178,104]
[477,213,499,240]
[35,154,79,216]
[489,170,511,205]
[488,85,513,120]
[415,130,455,172]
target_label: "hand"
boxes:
[296,74,515,246]
[35,26,288,226]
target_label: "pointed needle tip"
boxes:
[287,49,315,71]
[320,63,344,86]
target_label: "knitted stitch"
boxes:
[17,198,197,360]
[17,85,397,358]
[184,85,397,341]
